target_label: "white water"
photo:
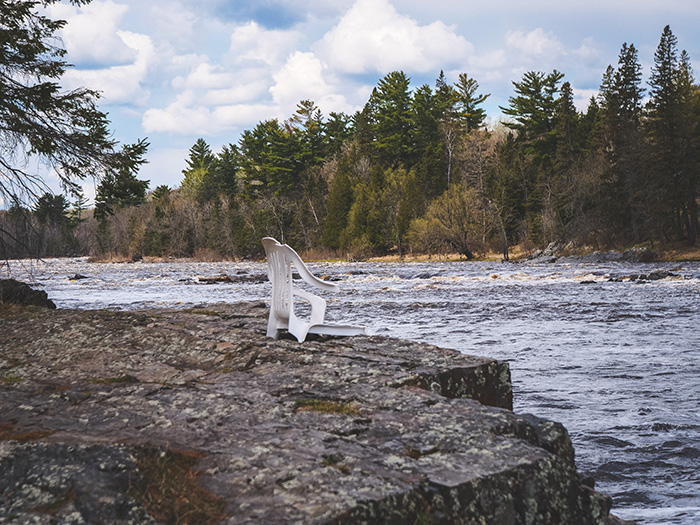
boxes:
[4,257,700,524]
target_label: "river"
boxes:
[3,256,700,524]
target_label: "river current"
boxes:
[4,256,700,524]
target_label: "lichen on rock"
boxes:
[0,300,623,523]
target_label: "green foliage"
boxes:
[10,26,699,260]
[0,0,146,209]
[34,193,69,225]
[454,73,490,132]
[645,26,700,243]
[94,139,150,223]
[408,185,484,258]
[181,138,215,201]
[369,71,414,166]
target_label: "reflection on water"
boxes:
[4,257,700,524]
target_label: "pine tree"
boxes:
[598,43,646,242]
[499,70,564,244]
[372,71,414,167]
[646,26,700,243]
[94,140,150,222]
[410,84,441,170]
[454,73,490,132]
[0,0,145,208]
[501,70,564,147]
[288,100,326,169]
[181,138,216,201]
[325,112,353,157]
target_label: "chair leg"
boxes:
[267,313,281,339]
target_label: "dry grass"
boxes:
[87,375,139,385]
[0,303,48,318]
[657,244,700,262]
[192,249,229,262]
[0,423,56,442]
[128,446,227,524]
[294,398,361,416]
[86,254,134,263]
[299,246,346,262]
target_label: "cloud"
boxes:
[316,0,474,74]
[270,51,354,115]
[505,28,565,61]
[573,88,599,111]
[226,21,301,68]
[142,90,276,135]
[141,21,304,134]
[61,31,154,105]
[48,0,136,68]
[146,3,197,46]
[215,0,303,29]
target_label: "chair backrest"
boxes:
[262,237,293,322]
[262,237,337,319]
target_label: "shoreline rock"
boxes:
[0,301,624,523]
[0,278,56,309]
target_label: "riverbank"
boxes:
[365,242,700,264]
[77,240,700,266]
[0,295,627,523]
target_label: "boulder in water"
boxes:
[0,279,56,309]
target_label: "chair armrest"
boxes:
[287,251,339,291]
[293,287,327,325]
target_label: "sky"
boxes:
[45,0,700,201]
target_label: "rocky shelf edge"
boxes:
[0,297,626,524]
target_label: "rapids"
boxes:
[4,256,700,524]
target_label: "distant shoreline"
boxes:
[75,242,700,265]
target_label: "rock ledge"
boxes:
[0,302,621,523]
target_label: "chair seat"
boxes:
[307,324,366,337]
[262,237,366,342]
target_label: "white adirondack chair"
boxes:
[262,237,366,342]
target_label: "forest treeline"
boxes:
[2,26,699,261]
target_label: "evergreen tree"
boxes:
[181,138,216,201]
[288,100,325,166]
[372,71,414,167]
[434,70,455,119]
[646,26,700,243]
[0,0,146,208]
[454,73,490,132]
[94,140,150,222]
[500,70,564,244]
[325,112,353,157]
[501,70,564,146]
[211,144,241,198]
[34,193,69,225]
[410,84,441,171]
[68,189,89,226]
[239,119,304,195]
[598,43,645,242]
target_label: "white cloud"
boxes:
[142,90,276,135]
[61,31,154,105]
[573,37,602,63]
[573,88,599,111]
[227,21,301,68]
[175,63,234,91]
[505,28,565,60]
[316,0,474,74]
[138,147,190,189]
[141,21,304,135]
[49,0,136,67]
[147,3,197,45]
[270,51,354,115]
[142,92,210,135]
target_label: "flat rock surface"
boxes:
[0,302,621,524]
